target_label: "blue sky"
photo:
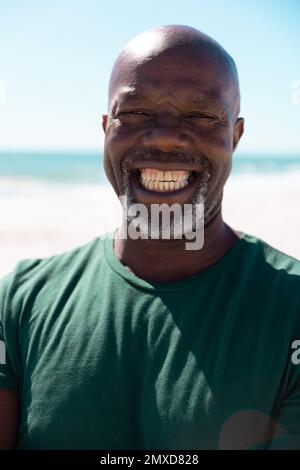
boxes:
[0,0,299,153]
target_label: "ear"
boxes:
[102,114,108,133]
[232,117,244,153]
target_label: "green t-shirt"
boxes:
[1,232,300,450]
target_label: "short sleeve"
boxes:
[0,273,19,391]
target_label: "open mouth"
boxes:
[137,168,196,192]
[123,157,211,205]
[131,168,197,194]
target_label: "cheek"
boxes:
[199,128,233,196]
[201,125,233,154]
[104,123,136,167]
[210,149,232,189]
[103,122,138,195]
[200,129,232,172]
[105,120,138,148]
[103,137,122,195]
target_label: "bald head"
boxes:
[108,25,241,119]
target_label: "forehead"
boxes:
[111,79,232,120]
[110,47,236,109]
[115,83,228,109]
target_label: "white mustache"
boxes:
[121,149,212,172]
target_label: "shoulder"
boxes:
[241,233,300,272]
[240,232,300,293]
[0,235,109,323]
[1,236,101,284]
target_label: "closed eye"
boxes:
[122,110,149,116]
[187,113,216,120]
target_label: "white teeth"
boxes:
[139,168,192,192]
[140,178,189,192]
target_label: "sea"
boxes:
[0,151,300,184]
[0,150,299,276]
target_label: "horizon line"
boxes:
[0,149,300,157]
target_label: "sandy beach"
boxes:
[0,171,299,278]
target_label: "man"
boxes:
[0,25,300,450]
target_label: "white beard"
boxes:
[119,151,213,241]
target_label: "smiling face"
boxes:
[103,27,244,228]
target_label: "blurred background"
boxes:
[0,0,299,276]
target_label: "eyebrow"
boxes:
[118,88,223,100]
[115,87,230,118]
[188,94,230,119]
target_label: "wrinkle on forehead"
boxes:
[112,85,231,121]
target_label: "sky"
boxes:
[0,0,299,154]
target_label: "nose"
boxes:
[141,116,189,152]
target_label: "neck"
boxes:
[114,207,240,283]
